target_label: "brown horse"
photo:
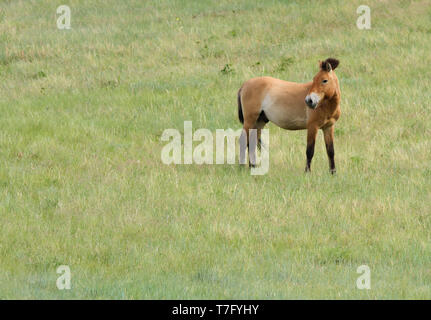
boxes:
[237,58,341,173]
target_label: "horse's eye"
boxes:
[322,79,328,84]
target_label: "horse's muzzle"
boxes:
[305,93,320,109]
[305,98,317,109]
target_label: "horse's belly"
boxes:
[262,100,307,130]
[275,118,306,130]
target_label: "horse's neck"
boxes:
[324,92,340,112]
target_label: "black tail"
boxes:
[238,87,244,124]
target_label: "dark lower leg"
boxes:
[326,141,336,173]
[305,142,315,172]
[305,126,318,172]
[323,126,336,174]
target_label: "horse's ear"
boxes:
[325,58,339,71]
[320,60,332,72]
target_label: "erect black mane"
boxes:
[321,58,340,71]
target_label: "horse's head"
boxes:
[305,58,340,109]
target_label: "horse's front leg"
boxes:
[323,125,336,174]
[305,125,318,172]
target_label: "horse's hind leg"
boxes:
[256,111,269,150]
[240,113,268,167]
[240,121,256,167]
[240,114,261,167]
[239,84,267,167]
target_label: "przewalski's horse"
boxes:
[237,58,341,174]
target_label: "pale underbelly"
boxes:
[269,117,307,130]
[263,104,307,130]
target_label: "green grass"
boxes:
[0,0,430,299]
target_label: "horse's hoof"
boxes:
[304,167,311,173]
[330,169,336,175]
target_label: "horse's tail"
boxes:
[237,87,244,124]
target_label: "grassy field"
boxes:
[0,0,430,299]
